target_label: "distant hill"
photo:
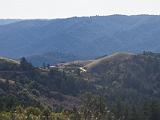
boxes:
[0,19,21,25]
[26,52,80,66]
[1,15,160,60]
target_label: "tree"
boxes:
[69,106,81,120]
[20,57,33,71]
[42,62,46,69]
[42,108,51,120]
[81,93,115,120]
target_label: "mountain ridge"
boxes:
[0,15,160,60]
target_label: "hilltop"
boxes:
[85,52,135,71]
[0,57,19,64]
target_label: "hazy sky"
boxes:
[0,0,160,18]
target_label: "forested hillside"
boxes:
[1,15,160,64]
[1,52,160,119]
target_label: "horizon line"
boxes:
[0,14,160,20]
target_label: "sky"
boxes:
[0,0,160,19]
